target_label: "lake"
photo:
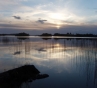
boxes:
[0,36,97,88]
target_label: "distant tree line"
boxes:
[0,32,97,37]
[40,33,52,36]
[0,32,29,36]
[40,33,97,37]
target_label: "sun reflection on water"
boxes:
[0,37,97,88]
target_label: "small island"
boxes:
[0,32,29,36]
[15,32,29,36]
[40,33,52,36]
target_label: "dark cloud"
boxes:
[12,16,21,20]
[0,25,97,35]
[37,18,47,24]
[0,24,21,27]
[63,20,74,23]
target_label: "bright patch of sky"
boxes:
[0,0,97,31]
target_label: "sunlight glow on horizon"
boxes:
[0,0,97,33]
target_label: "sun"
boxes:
[56,22,62,29]
[51,13,64,20]
[49,12,64,29]
[56,25,60,29]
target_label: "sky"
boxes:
[0,0,97,35]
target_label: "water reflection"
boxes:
[0,36,97,88]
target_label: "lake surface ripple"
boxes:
[0,36,97,88]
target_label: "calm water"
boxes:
[0,36,97,88]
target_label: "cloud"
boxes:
[13,16,21,20]
[1,25,97,35]
[0,0,97,33]
[63,20,74,23]
[37,18,47,24]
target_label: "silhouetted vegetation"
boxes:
[0,32,29,36]
[40,33,97,37]
[53,33,97,37]
[0,32,97,37]
[15,32,29,36]
[40,33,52,36]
